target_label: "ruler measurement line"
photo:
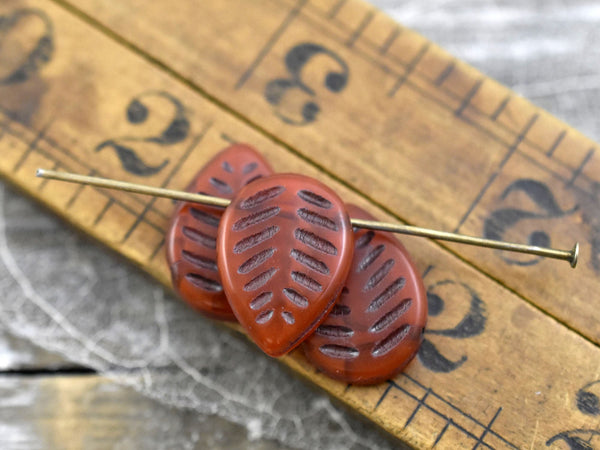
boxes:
[148,236,166,262]
[567,147,595,187]
[121,125,211,243]
[514,148,592,195]
[432,420,452,448]
[273,0,589,183]
[435,61,455,86]
[374,382,394,410]
[472,407,502,450]
[346,9,375,48]
[387,42,430,97]
[490,95,511,121]
[546,130,567,157]
[385,380,495,449]
[327,0,347,19]
[454,114,539,232]
[37,160,61,191]
[402,375,519,449]
[403,388,430,428]
[12,121,52,173]
[0,120,167,232]
[0,110,171,221]
[65,169,96,209]
[0,113,171,226]
[93,198,114,226]
[455,79,484,117]
[379,27,401,55]
[279,0,592,173]
[235,0,307,90]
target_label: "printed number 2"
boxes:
[95,91,190,177]
[484,179,577,266]
[265,43,349,125]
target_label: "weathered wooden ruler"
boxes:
[1,0,600,448]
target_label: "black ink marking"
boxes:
[546,130,566,157]
[576,380,600,415]
[95,91,190,176]
[0,9,54,86]
[483,178,578,266]
[455,79,483,117]
[454,114,539,232]
[387,43,430,97]
[265,42,349,125]
[236,0,308,89]
[418,280,486,373]
[347,10,375,48]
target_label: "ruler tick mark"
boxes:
[472,407,502,450]
[546,130,567,157]
[435,61,455,86]
[491,95,511,121]
[567,147,595,187]
[454,113,539,232]
[374,381,394,410]
[66,170,97,210]
[235,0,307,90]
[404,388,430,428]
[379,27,401,55]
[37,161,60,191]
[346,10,375,48]
[148,237,166,261]
[121,124,211,244]
[328,0,346,19]
[387,43,430,97]
[456,79,484,117]
[432,419,452,447]
[13,121,52,173]
[93,198,114,227]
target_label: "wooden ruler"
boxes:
[1,0,599,447]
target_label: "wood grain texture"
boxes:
[0,0,599,448]
[63,0,600,345]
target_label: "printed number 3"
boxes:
[265,43,349,125]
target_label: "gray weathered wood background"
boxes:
[0,0,597,448]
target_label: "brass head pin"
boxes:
[36,169,579,268]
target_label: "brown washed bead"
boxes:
[217,173,354,356]
[166,144,274,320]
[302,204,427,385]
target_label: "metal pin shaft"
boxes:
[36,169,579,268]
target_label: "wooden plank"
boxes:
[0,374,296,450]
[0,0,599,448]
[0,328,74,371]
[59,0,600,345]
